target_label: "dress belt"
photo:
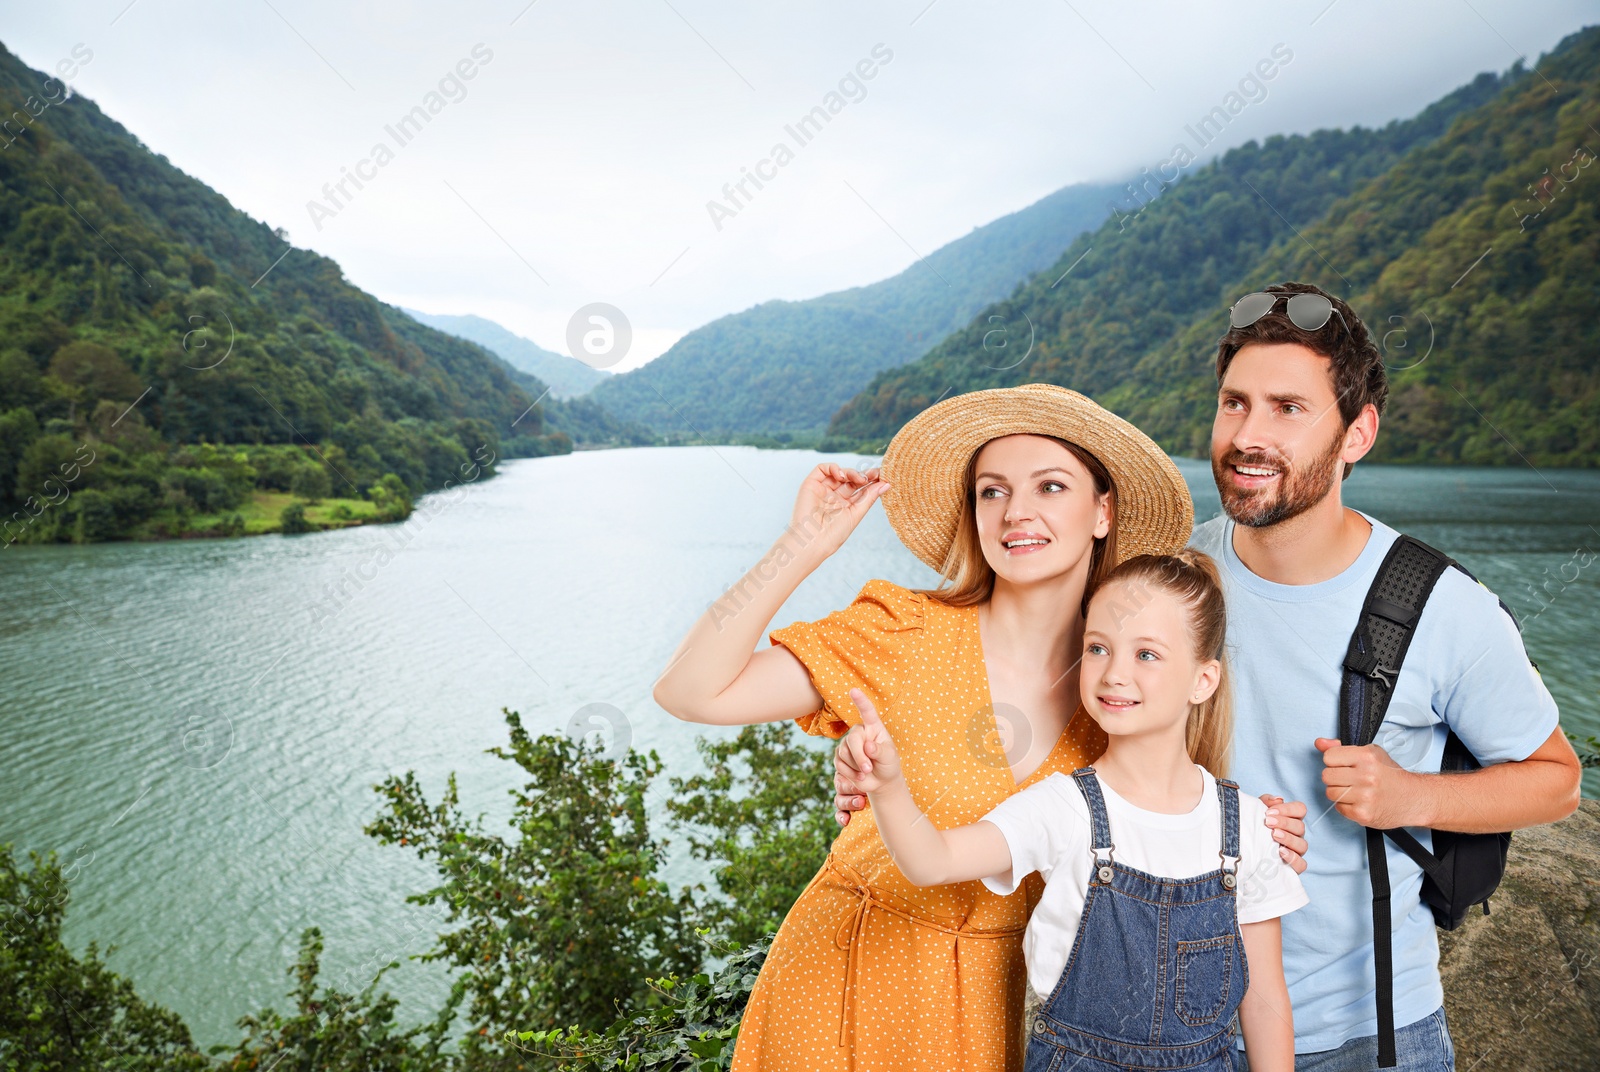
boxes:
[822,853,1028,1048]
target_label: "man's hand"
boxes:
[1315,737,1421,829]
[1260,794,1309,875]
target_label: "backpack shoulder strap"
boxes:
[1340,533,1454,1069]
[1339,534,1454,748]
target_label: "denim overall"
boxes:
[1023,768,1247,1072]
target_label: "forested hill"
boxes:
[402,308,608,399]
[0,40,570,543]
[586,179,1123,437]
[826,26,1600,469]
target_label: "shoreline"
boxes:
[9,444,1599,548]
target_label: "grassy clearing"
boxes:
[182,493,385,537]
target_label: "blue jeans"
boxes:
[1232,1006,1454,1072]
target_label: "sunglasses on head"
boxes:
[1228,291,1348,332]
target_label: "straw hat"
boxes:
[878,383,1194,572]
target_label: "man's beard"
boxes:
[1212,431,1342,528]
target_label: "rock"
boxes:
[1441,799,1600,1072]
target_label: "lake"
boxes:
[3,446,1596,1047]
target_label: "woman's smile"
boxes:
[1000,529,1052,555]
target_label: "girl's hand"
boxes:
[1260,794,1309,875]
[836,688,902,792]
[789,463,890,562]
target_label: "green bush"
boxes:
[0,845,211,1071]
[368,473,413,523]
[365,711,703,1068]
[208,927,460,1072]
[666,724,835,947]
[0,707,839,1069]
[163,466,243,512]
[508,933,771,1071]
[279,501,316,535]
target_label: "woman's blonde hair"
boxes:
[1088,550,1234,779]
[914,434,1118,611]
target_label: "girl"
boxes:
[839,550,1306,1072]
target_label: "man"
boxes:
[834,281,1583,1070]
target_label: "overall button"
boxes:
[1033,1015,1048,1035]
[1097,865,1113,883]
[1222,873,1236,890]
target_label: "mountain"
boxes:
[396,309,654,447]
[826,28,1600,470]
[1104,31,1600,466]
[585,179,1125,437]
[401,309,608,399]
[0,39,571,543]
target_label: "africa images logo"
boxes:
[305,44,494,232]
[705,43,894,231]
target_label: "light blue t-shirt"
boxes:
[1188,510,1558,1054]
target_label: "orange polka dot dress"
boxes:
[730,579,1106,1072]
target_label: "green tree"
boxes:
[46,340,142,410]
[0,703,844,1070]
[368,473,413,523]
[364,709,702,1068]
[290,464,332,503]
[1569,732,1600,769]
[0,844,210,1071]
[0,351,48,413]
[508,934,772,1071]
[666,724,836,947]
[209,927,460,1072]
[13,434,80,507]
[0,405,41,513]
[67,488,120,543]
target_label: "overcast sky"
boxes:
[6,1,1597,370]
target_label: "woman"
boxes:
[654,384,1303,1072]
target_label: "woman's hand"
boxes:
[789,463,890,563]
[835,688,902,793]
[1261,795,1308,874]
[652,464,883,728]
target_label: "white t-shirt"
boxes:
[981,766,1309,1003]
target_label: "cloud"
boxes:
[8,0,1593,366]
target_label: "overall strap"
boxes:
[1216,777,1241,889]
[1071,768,1116,883]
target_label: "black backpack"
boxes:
[1338,535,1518,1068]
